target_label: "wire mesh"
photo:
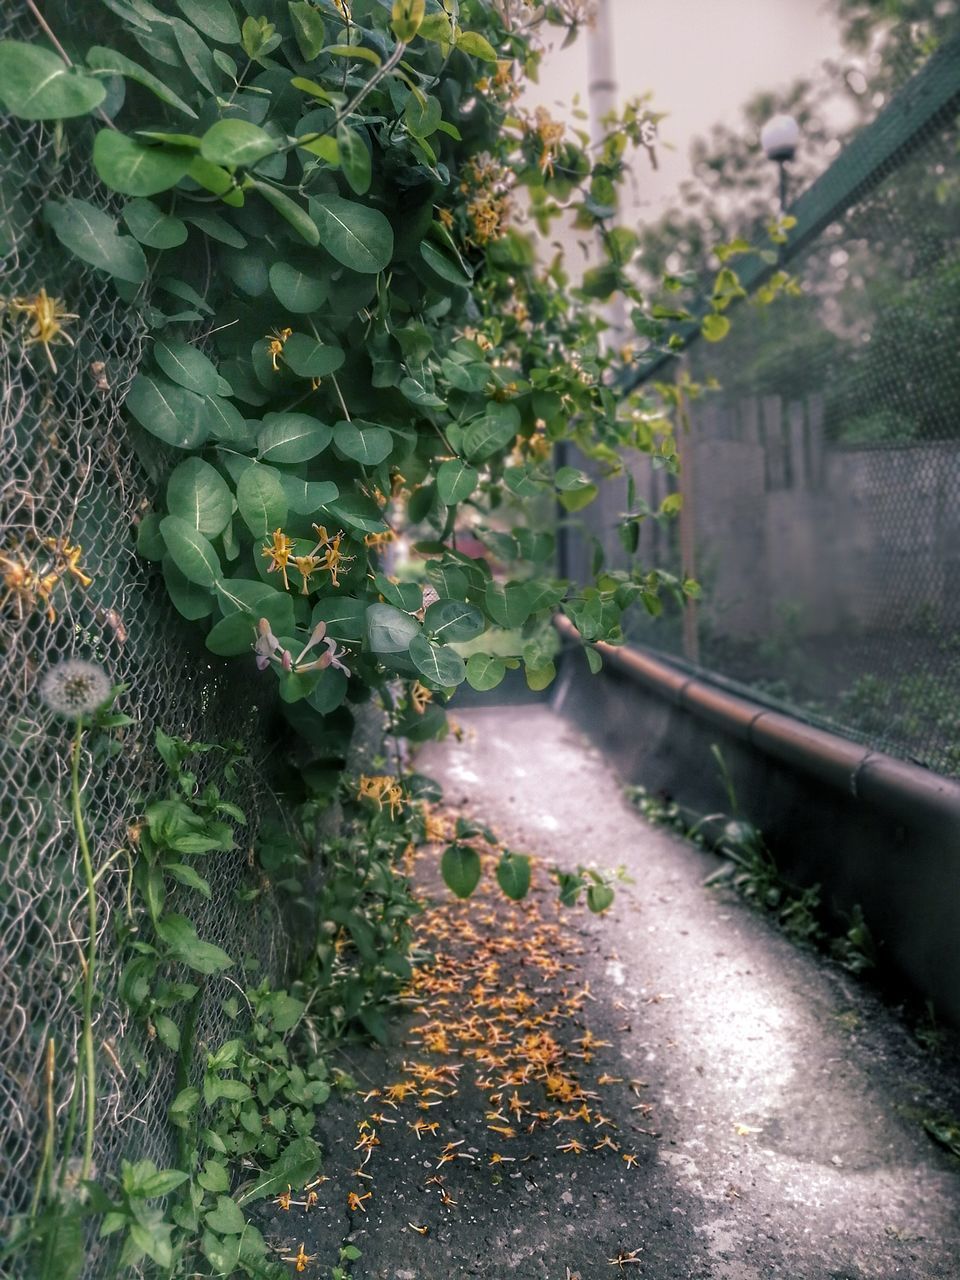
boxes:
[615,36,960,775]
[0,5,287,1273]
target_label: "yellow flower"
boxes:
[411,681,432,716]
[261,528,294,589]
[6,288,78,372]
[347,1190,371,1213]
[264,326,292,372]
[292,553,322,595]
[294,1243,314,1272]
[364,528,395,550]
[358,775,405,820]
[533,106,565,176]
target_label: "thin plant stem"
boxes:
[29,1037,57,1217]
[70,719,98,1182]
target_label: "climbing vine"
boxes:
[0,0,703,787]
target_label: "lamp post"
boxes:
[760,113,800,210]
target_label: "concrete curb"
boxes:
[553,616,960,1025]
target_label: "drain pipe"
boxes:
[554,616,960,828]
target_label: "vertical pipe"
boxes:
[678,386,700,665]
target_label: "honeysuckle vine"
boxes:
[0,0,731,773]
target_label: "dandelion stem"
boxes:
[70,719,97,1182]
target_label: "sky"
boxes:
[523,0,847,220]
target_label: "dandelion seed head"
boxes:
[40,659,111,719]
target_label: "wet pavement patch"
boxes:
[254,706,960,1278]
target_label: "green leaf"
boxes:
[441,844,481,898]
[465,652,506,692]
[122,198,188,249]
[400,376,445,409]
[404,93,441,138]
[126,372,209,449]
[366,603,420,654]
[156,914,233,973]
[159,516,221,587]
[86,45,197,118]
[323,491,387,534]
[437,459,478,505]
[258,413,332,463]
[358,1005,388,1044]
[392,0,426,39]
[423,598,485,643]
[309,194,393,273]
[268,262,327,312]
[496,851,531,900]
[154,338,222,396]
[216,577,290,616]
[0,41,106,119]
[236,1136,322,1206]
[206,611,254,657]
[337,122,371,195]
[288,1,327,60]
[165,862,212,897]
[183,211,245,247]
[456,30,498,62]
[505,466,549,498]
[204,395,255,447]
[297,132,339,163]
[163,558,214,619]
[587,884,615,913]
[463,403,520,461]
[525,660,556,691]
[197,1159,230,1192]
[236,464,287,536]
[409,635,466,686]
[374,574,422,612]
[420,239,471,286]
[485,581,532,629]
[558,484,598,513]
[306,665,349,714]
[555,466,593,492]
[333,420,393,466]
[418,12,452,42]
[311,595,366,643]
[701,312,731,342]
[201,120,278,168]
[137,513,166,561]
[279,475,339,515]
[44,197,146,284]
[283,334,345,379]
[204,1196,245,1236]
[169,1087,200,1130]
[585,645,603,674]
[175,0,241,44]
[167,458,233,535]
[251,181,320,245]
[93,131,191,197]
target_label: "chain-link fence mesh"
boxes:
[601,31,960,776]
[0,5,290,1272]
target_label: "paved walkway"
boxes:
[260,705,960,1279]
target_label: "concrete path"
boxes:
[259,705,960,1279]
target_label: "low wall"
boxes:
[553,631,960,1027]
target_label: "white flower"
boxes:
[40,660,111,719]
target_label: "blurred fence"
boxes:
[601,28,960,776]
[0,3,286,1272]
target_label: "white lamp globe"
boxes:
[760,114,800,162]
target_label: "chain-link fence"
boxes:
[604,29,960,776]
[0,4,290,1272]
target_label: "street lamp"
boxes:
[760,113,800,210]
